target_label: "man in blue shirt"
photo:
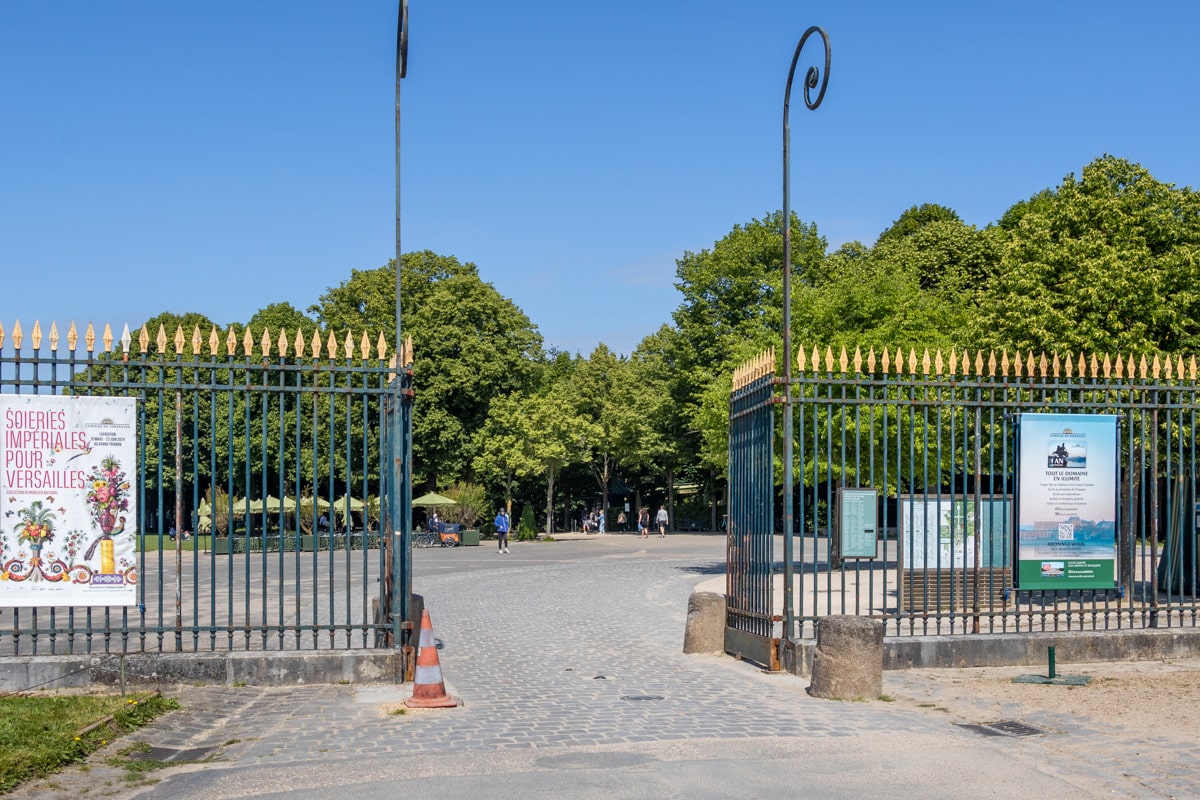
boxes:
[494,507,510,554]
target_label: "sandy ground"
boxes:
[886,657,1200,733]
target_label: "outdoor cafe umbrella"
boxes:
[412,492,457,508]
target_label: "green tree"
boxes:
[977,155,1200,355]
[472,393,540,515]
[518,387,599,534]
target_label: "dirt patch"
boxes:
[887,658,1200,732]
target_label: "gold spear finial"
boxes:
[867,347,876,374]
[360,330,370,360]
[192,325,202,356]
[242,326,254,357]
[261,327,272,357]
[376,332,388,360]
[209,325,220,356]
[155,324,167,354]
[310,329,322,357]
[31,320,42,350]
[11,320,22,350]
[326,330,338,358]
[295,328,306,357]
[173,325,185,356]
[226,325,238,356]
[278,328,289,357]
[49,321,59,352]
[68,321,79,351]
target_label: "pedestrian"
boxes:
[638,507,650,539]
[617,510,627,532]
[656,505,669,538]
[494,507,510,554]
[598,509,606,534]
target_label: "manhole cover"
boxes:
[620,695,664,702]
[956,720,1046,738]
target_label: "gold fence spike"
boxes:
[1165,356,1173,381]
[1076,353,1086,378]
[360,331,370,360]
[261,327,272,357]
[1176,355,1184,380]
[1114,354,1123,379]
[1191,355,1198,381]
[1037,352,1047,377]
[1103,353,1112,378]
[867,347,876,374]
[137,325,149,354]
[191,325,202,355]
[1062,353,1072,378]
[961,349,970,376]
[907,348,918,375]
[797,345,806,373]
[1014,351,1024,377]
[406,336,414,365]
[310,329,322,357]
[1140,353,1150,379]
[31,320,42,350]
[949,348,959,376]
[68,321,78,351]
[853,346,862,374]
[933,348,943,375]
[173,325,184,355]
[156,324,167,354]
[824,346,834,373]
[376,332,388,360]
[921,348,930,375]
[1052,353,1061,377]
[49,321,59,351]
[1152,353,1161,379]
[295,329,306,357]
[209,325,219,356]
[101,323,111,353]
[389,353,398,380]
[1001,350,1010,377]
[278,329,289,357]
[1088,353,1098,378]
[881,348,890,374]
[972,350,982,376]
[839,346,848,373]
[987,350,997,377]
[12,320,22,350]
[226,325,238,355]
[344,330,354,360]
[327,330,338,358]
[0,320,5,351]
[241,327,253,357]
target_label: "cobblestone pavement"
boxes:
[10,535,1200,799]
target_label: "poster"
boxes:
[0,396,138,606]
[838,488,878,558]
[899,495,1011,570]
[1016,412,1118,590]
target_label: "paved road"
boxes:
[11,533,1198,799]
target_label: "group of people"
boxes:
[639,505,669,539]
[582,509,607,534]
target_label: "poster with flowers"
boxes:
[0,396,138,606]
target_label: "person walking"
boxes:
[638,507,650,539]
[617,510,627,532]
[494,507,510,554]
[656,505,669,539]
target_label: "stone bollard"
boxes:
[808,615,883,700]
[683,592,726,654]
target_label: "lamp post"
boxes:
[391,0,411,651]
[781,26,829,644]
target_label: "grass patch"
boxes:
[0,691,179,794]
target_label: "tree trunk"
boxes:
[667,466,676,528]
[545,467,557,535]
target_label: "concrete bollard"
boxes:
[683,591,726,654]
[808,615,883,700]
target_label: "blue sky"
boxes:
[3,1,1199,358]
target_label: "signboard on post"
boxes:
[898,495,1011,569]
[838,488,878,558]
[1016,412,1118,590]
[0,396,138,606]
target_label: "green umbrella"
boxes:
[412,492,457,508]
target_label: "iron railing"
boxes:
[0,320,413,655]
[729,344,1200,643]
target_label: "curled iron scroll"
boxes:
[785,26,830,112]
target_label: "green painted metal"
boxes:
[729,348,1200,640]
[0,334,410,656]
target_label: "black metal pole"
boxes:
[781,26,829,643]
[391,0,410,651]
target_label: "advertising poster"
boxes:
[899,495,1011,570]
[0,396,138,606]
[1016,412,1118,590]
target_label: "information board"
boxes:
[898,495,1011,570]
[1016,412,1118,590]
[838,488,878,558]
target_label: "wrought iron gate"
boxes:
[728,344,1200,651]
[0,320,414,656]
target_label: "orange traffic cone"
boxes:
[403,608,459,708]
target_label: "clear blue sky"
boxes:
[3,1,1199,357]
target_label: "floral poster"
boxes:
[0,396,138,606]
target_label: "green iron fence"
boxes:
[0,320,414,655]
[729,344,1200,648]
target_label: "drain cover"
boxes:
[138,746,218,763]
[620,695,664,702]
[957,720,1045,738]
